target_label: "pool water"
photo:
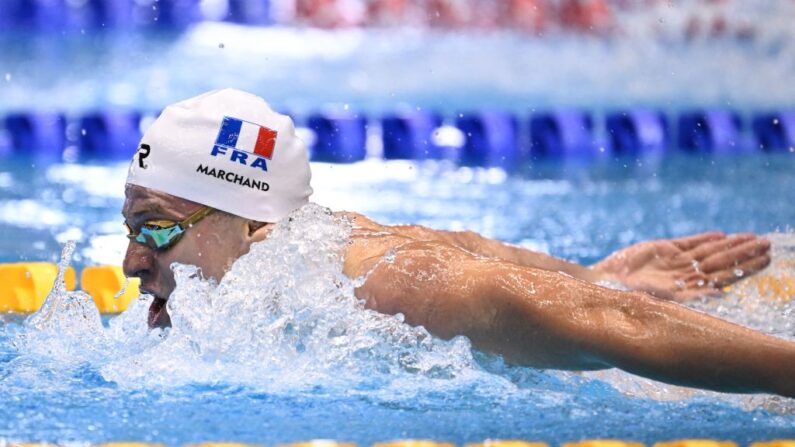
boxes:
[1,153,795,445]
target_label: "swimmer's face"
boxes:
[122,184,272,328]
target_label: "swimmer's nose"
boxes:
[123,240,154,283]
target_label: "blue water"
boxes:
[1,153,793,268]
[2,19,795,114]
[1,153,795,445]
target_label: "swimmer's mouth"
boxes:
[148,296,172,329]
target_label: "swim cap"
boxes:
[126,88,312,222]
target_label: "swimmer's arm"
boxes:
[353,242,795,397]
[399,225,609,282]
[409,226,771,301]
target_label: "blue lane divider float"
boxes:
[752,111,795,152]
[381,111,444,160]
[529,109,595,158]
[226,0,273,24]
[0,0,63,31]
[4,112,66,155]
[79,111,142,159]
[455,111,519,168]
[82,0,136,29]
[1,108,793,163]
[0,0,266,31]
[606,109,668,155]
[127,0,202,28]
[677,109,743,154]
[307,112,368,163]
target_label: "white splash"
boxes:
[10,204,795,412]
[15,203,496,395]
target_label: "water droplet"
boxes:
[696,279,705,287]
[114,276,130,300]
[734,268,744,277]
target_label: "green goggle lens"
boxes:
[135,225,185,249]
[125,206,214,251]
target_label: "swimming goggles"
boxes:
[125,206,215,251]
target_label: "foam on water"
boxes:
[12,203,517,397]
[8,202,795,413]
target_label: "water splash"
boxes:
[8,204,795,412]
[16,241,107,366]
[113,276,131,301]
[13,204,501,396]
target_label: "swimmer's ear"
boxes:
[247,220,275,242]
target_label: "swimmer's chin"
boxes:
[148,296,172,329]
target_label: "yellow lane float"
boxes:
[373,441,455,447]
[0,262,76,312]
[282,441,356,447]
[564,441,644,447]
[751,442,795,447]
[80,265,139,313]
[654,441,737,447]
[468,440,549,447]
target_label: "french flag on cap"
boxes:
[215,116,278,159]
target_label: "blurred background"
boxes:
[1,0,794,161]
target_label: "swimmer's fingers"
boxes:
[685,233,757,262]
[673,288,722,302]
[699,237,771,273]
[671,232,726,251]
[706,253,772,288]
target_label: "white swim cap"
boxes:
[126,88,312,222]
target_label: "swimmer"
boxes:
[122,89,793,397]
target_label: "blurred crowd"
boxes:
[287,0,770,38]
[293,0,609,33]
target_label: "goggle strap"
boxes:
[180,206,215,229]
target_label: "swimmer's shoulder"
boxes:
[334,211,417,278]
[334,210,472,279]
[333,211,442,240]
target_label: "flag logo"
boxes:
[211,116,277,171]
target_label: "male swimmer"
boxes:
[122,89,793,397]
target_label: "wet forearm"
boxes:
[600,292,795,396]
[489,264,795,397]
[439,230,610,283]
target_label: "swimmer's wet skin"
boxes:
[122,89,792,397]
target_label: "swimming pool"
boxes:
[2,5,795,443]
[1,153,794,445]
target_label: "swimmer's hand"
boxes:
[592,232,771,301]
